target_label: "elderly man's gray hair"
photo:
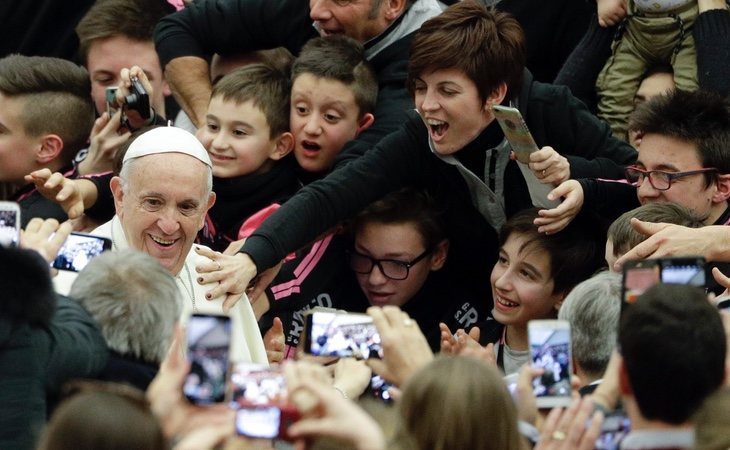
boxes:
[70,249,181,363]
[558,271,621,379]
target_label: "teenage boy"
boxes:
[195,64,299,252]
[0,55,95,226]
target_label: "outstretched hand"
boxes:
[24,169,86,219]
[534,180,584,234]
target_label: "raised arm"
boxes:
[154,0,315,127]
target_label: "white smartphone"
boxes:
[0,201,20,248]
[492,105,539,164]
[528,319,572,408]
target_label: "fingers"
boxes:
[467,325,481,342]
[712,267,730,291]
[223,238,246,255]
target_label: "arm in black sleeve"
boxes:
[695,8,730,96]
[83,172,115,223]
[42,295,109,394]
[154,0,316,67]
[578,178,640,223]
[553,15,616,113]
[242,114,431,271]
[528,83,637,180]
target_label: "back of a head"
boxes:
[500,208,606,296]
[292,35,378,117]
[37,384,165,450]
[628,90,730,177]
[75,0,172,64]
[396,356,521,450]
[558,271,621,379]
[619,283,726,424]
[608,202,704,258]
[212,63,292,138]
[0,246,55,326]
[408,0,525,102]
[0,54,95,160]
[70,250,180,363]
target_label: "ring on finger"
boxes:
[551,430,566,441]
[541,169,547,177]
[403,318,415,327]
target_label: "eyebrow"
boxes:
[205,113,255,129]
[636,160,680,172]
[354,243,412,260]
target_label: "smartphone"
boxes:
[229,363,287,408]
[492,105,539,164]
[528,319,572,409]
[0,201,20,248]
[184,314,231,405]
[50,232,112,272]
[621,257,706,309]
[235,405,301,440]
[105,86,118,116]
[595,413,631,450]
[303,311,382,359]
[367,374,394,404]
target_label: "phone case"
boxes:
[492,105,539,164]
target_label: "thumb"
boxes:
[468,326,481,343]
[630,218,669,237]
[273,316,284,333]
[548,180,574,200]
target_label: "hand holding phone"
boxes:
[528,319,572,408]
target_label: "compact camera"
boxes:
[124,77,151,120]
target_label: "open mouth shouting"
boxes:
[427,118,449,141]
[299,140,322,157]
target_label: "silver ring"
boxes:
[403,318,414,327]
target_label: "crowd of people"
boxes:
[2,0,730,448]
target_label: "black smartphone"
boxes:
[621,257,706,310]
[51,232,112,272]
[0,201,20,248]
[303,311,382,359]
[528,319,572,409]
[183,314,231,405]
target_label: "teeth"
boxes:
[497,297,518,307]
[427,119,445,126]
[151,235,175,245]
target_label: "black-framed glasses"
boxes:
[624,166,718,191]
[348,248,432,280]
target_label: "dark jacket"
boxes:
[154,0,427,161]
[197,158,301,252]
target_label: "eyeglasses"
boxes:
[624,166,718,191]
[348,248,432,280]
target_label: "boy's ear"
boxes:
[355,113,375,137]
[429,238,450,271]
[269,132,294,161]
[35,134,64,165]
[552,292,567,312]
[712,174,730,204]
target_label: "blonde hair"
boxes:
[395,356,523,450]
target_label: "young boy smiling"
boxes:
[196,63,300,251]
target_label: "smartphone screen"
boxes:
[660,258,705,286]
[621,260,661,308]
[367,374,394,404]
[595,413,631,450]
[492,105,539,164]
[229,363,286,409]
[184,314,231,405]
[51,232,112,272]
[0,202,20,248]
[105,87,118,116]
[304,311,382,359]
[529,320,572,408]
[236,406,281,439]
